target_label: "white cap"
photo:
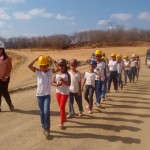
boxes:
[0,41,5,48]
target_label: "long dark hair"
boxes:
[0,48,8,60]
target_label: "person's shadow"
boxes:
[14,109,59,116]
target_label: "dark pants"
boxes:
[0,77,13,109]
[68,92,83,115]
[118,73,123,88]
[84,85,95,110]
[124,70,131,84]
[130,67,137,82]
[107,71,118,92]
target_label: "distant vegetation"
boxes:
[1,28,150,50]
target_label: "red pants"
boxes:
[56,93,68,125]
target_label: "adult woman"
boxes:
[0,41,14,112]
[107,53,118,93]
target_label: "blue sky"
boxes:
[0,0,150,38]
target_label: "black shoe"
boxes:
[9,105,14,111]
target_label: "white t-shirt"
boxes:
[69,71,81,93]
[130,60,137,67]
[117,62,124,74]
[84,72,96,88]
[35,69,52,96]
[55,73,70,95]
[124,60,131,70]
[108,60,117,71]
[94,61,105,81]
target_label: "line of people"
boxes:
[27,49,140,138]
[0,40,141,139]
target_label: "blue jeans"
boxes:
[68,92,83,115]
[130,67,137,82]
[95,80,103,103]
[37,95,50,131]
[101,79,107,98]
[124,70,131,84]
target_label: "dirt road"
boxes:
[0,47,150,150]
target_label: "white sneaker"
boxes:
[95,102,100,107]
[79,112,82,117]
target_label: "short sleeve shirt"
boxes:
[55,73,70,95]
[69,71,81,93]
[94,61,105,81]
[84,72,96,88]
[35,69,52,96]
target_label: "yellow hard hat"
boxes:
[117,54,121,57]
[111,53,116,57]
[124,55,128,59]
[102,56,107,61]
[37,55,49,66]
[116,54,121,59]
[95,49,102,55]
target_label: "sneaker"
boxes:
[95,102,100,107]
[79,112,82,117]
[9,104,14,111]
[43,129,49,139]
[43,129,49,135]
[101,98,104,102]
[67,114,73,118]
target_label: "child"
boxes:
[130,54,138,82]
[90,52,96,61]
[52,58,71,129]
[67,59,83,118]
[123,55,131,85]
[81,60,97,114]
[28,55,58,137]
[94,50,106,106]
[136,55,140,80]
[116,54,124,89]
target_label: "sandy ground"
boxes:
[0,47,150,150]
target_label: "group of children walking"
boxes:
[28,49,140,138]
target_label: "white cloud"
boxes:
[111,13,132,22]
[0,0,25,3]
[13,8,53,20]
[138,12,150,21]
[0,20,12,30]
[13,12,31,20]
[13,8,75,21]
[55,14,67,20]
[0,8,11,20]
[97,20,113,26]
